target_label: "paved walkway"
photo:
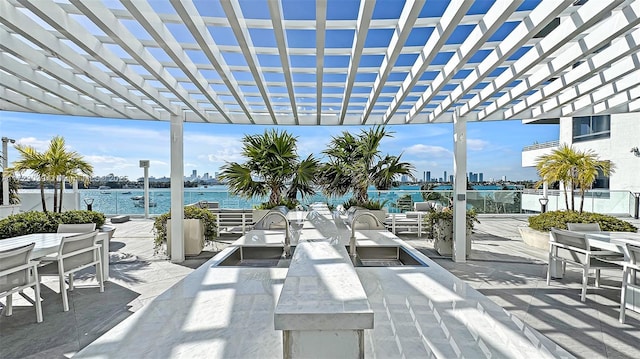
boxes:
[1,216,639,358]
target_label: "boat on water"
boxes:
[134,199,157,207]
[130,195,144,200]
[122,191,132,194]
[98,186,111,190]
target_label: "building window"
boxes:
[572,115,610,142]
[593,168,610,189]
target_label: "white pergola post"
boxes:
[453,112,467,262]
[170,114,185,263]
[140,160,150,219]
[72,180,79,210]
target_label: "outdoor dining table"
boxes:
[583,231,640,256]
[583,231,640,318]
[0,232,111,281]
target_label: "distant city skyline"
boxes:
[1,111,560,182]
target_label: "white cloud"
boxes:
[467,138,489,151]
[15,137,49,151]
[403,144,451,157]
[207,148,244,163]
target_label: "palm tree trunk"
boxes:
[58,177,65,213]
[562,181,569,210]
[570,182,575,211]
[579,190,585,213]
[53,177,58,213]
[39,179,47,213]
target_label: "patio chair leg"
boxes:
[97,262,104,293]
[69,273,74,291]
[5,293,12,316]
[546,249,553,285]
[34,280,43,323]
[620,267,629,323]
[59,261,69,311]
[595,269,601,288]
[581,266,588,302]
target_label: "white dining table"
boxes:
[0,232,110,281]
[584,231,640,256]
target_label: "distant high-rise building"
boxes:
[401,175,408,183]
[426,171,431,182]
[469,172,473,182]
[501,175,507,182]
[449,175,454,183]
[191,170,197,180]
[443,171,447,181]
[479,173,483,182]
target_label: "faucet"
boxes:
[264,211,291,258]
[349,212,382,258]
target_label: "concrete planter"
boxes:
[168,219,204,256]
[518,226,550,250]
[432,219,471,257]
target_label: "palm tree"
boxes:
[45,137,93,213]
[319,126,415,204]
[219,129,318,207]
[10,136,93,213]
[10,145,50,212]
[535,144,613,212]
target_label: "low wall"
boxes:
[15,192,80,213]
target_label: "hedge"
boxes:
[0,210,106,239]
[528,210,637,232]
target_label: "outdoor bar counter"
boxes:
[76,205,573,358]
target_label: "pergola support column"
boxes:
[453,112,467,262]
[170,114,185,263]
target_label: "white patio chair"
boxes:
[57,223,96,233]
[547,228,622,302]
[566,222,601,232]
[620,242,640,323]
[39,231,103,312]
[0,243,43,323]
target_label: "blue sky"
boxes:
[1,111,558,181]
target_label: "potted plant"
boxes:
[424,207,479,256]
[519,210,637,249]
[153,206,217,256]
[342,198,388,223]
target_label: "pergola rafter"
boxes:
[0,0,637,125]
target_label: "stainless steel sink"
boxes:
[216,246,294,267]
[346,246,427,267]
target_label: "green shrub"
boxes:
[342,198,387,210]
[153,206,217,249]
[254,198,298,210]
[528,210,637,232]
[0,210,106,239]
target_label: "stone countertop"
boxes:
[76,205,575,358]
[274,241,373,331]
[75,266,288,358]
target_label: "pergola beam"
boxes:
[107,0,216,122]
[382,0,474,124]
[316,0,327,125]
[267,0,299,123]
[339,0,376,125]
[360,0,425,125]
[406,0,523,124]
[459,0,626,118]
[478,0,640,121]
[0,0,164,120]
[221,0,277,124]
[426,0,572,123]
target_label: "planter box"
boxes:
[167,219,204,256]
[432,219,471,257]
[518,226,550,250]
[0,204,20,219]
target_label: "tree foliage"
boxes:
[535,144,613,213]
[319,126,415,204]
[9,136,93,213]
[218,129,318,207]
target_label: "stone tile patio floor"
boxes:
[1,216,639,358]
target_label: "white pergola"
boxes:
[1,0,638,262]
